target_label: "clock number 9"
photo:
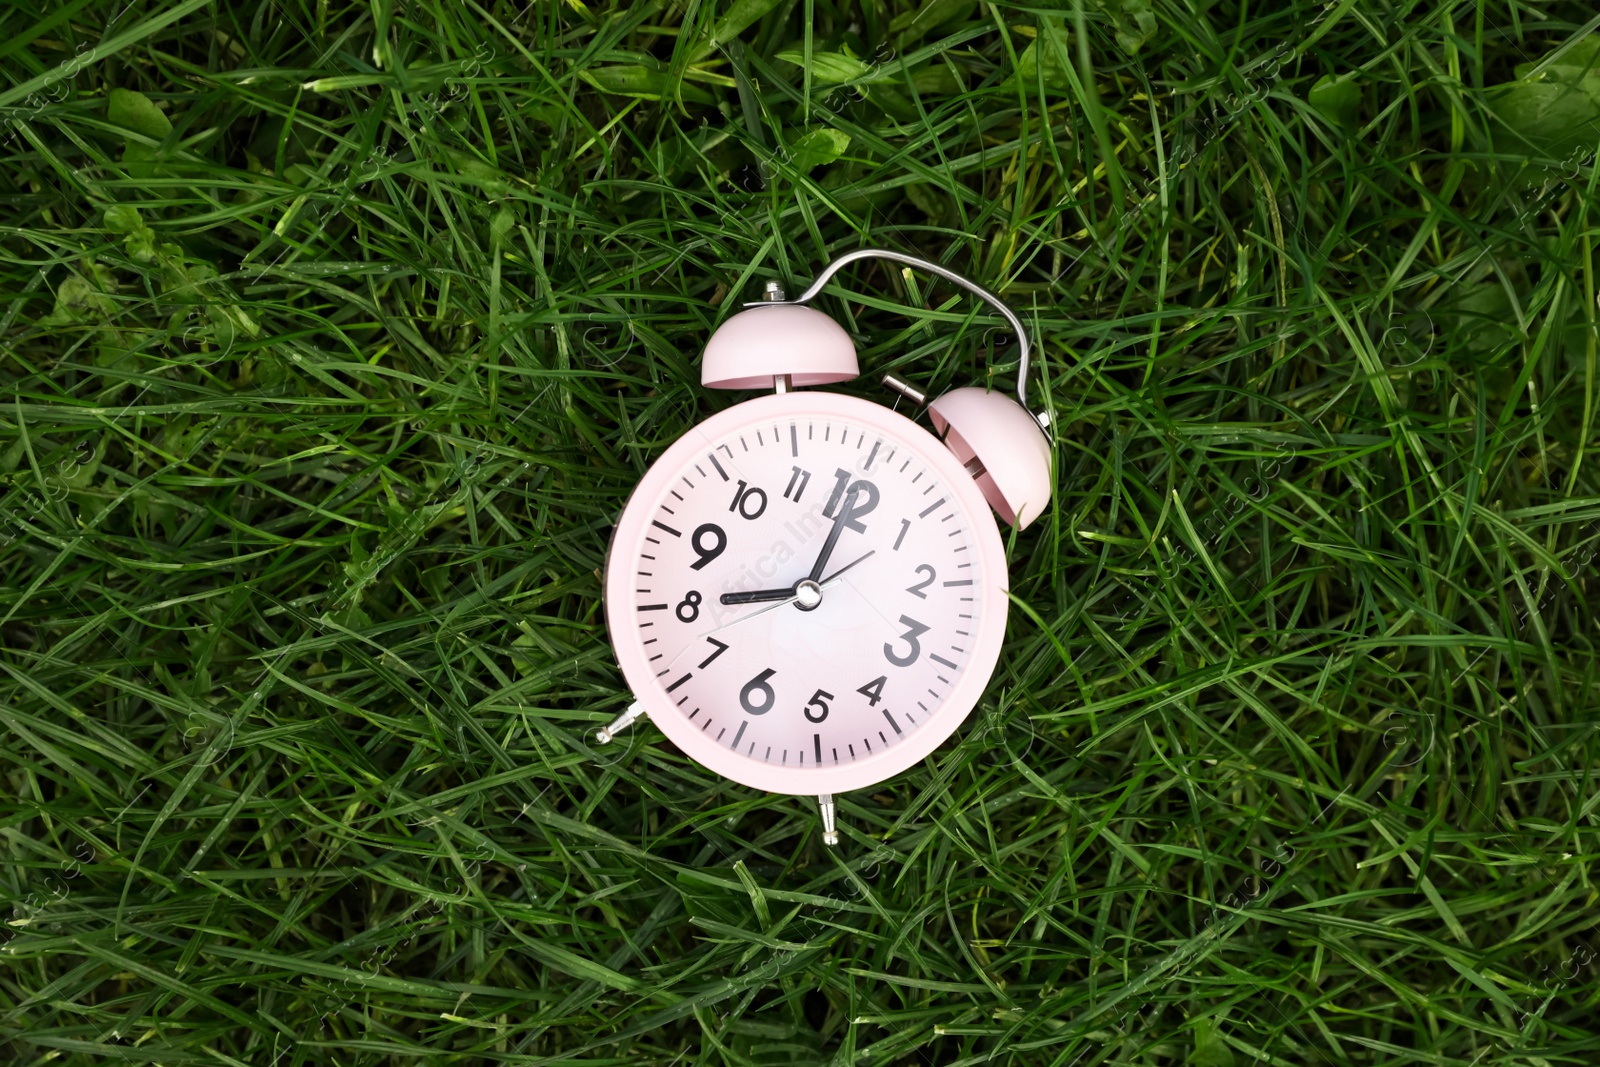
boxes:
[884,615,930,667]
[740,668,777,715]
[804,688,834,723]
[690,523,726,570]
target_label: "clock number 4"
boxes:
[856,675,886,705]
[740,668,777,715]
[804,688,833,723]
[822,468,879,531]
[884,616,929,667]
[729,480,767,520]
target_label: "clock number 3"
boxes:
[740,668,777,715]
[884,615,929,667]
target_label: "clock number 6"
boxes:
[884,615,929,667]
[804,688,834,723]
[740,668,777,715]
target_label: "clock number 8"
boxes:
[676,591,702,622]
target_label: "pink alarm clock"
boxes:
[598,249,1053,845]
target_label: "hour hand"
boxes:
[719,587,795,605]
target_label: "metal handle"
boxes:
[750,248,1044,422]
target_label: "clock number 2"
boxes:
[907,564,936,598]
[884,615,929,667]
[740,668,777,715]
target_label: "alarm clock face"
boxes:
[604,392,1008,795]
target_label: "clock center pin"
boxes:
[793,579,823,610]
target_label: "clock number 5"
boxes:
[804,688,834,723]
[884,615,929,667]
[740,668,777,715]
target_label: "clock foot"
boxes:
[817,794,839,846]
[596,701,645,744]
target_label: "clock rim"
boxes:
[603,391,1011,796]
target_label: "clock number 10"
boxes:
[729,480,767,520]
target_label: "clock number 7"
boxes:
[698,637,729,669]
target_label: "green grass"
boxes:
[3,0,1600,1063]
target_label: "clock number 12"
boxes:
[822,468,879,532]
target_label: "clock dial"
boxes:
[611,395,1000,784]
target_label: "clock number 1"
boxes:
[884,616,929,667]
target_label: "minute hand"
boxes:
[806,487,860,583]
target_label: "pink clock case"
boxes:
[602,391,1011,795]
